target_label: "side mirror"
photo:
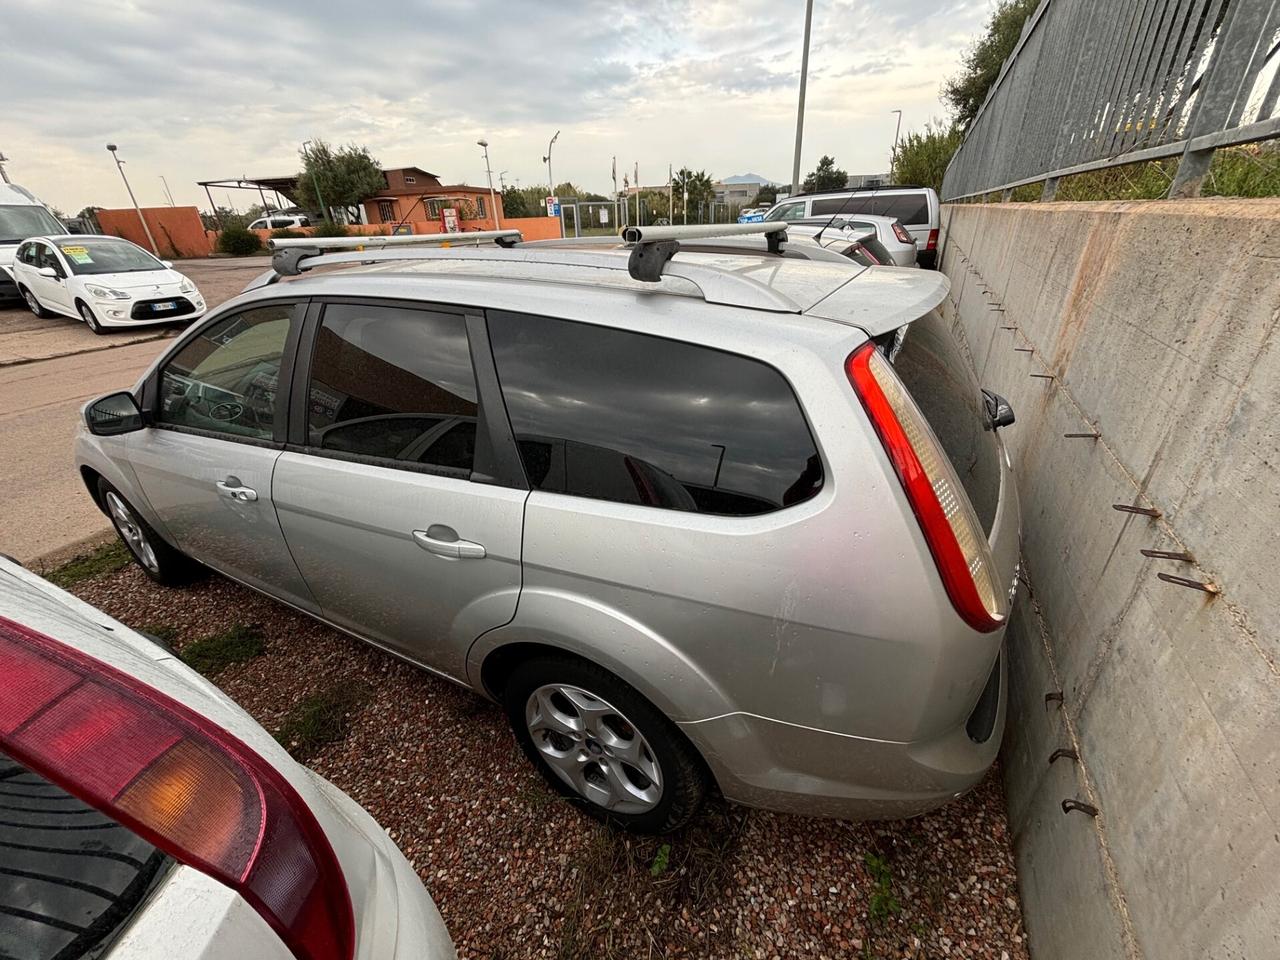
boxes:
[982,389,1016,430]
[161,260,174,269]
[37,266,58,279]
[86,391,145,436]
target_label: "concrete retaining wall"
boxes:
[938,199,1280,960]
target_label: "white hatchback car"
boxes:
[0,556,456,959]
[11,235,206,333]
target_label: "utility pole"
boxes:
[612,156,619,228]
[477,139,500,227]
[0,151,10,184]
[790,0,814,197]
[159,175,176,206]
[668,164,673,224]
[498,170,508,191]
[301,140,329,222]
[683,169,688,225]
[634,161,640,226]
[106,143,159,255]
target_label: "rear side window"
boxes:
[810,197,852,215]
[306,303,478,474]
[488,312,823,515]
[878,194,929,225]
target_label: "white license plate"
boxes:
[152,301,177,311]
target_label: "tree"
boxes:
[802,156,848,193]
[671,168,715,221]
[502,185,532,218]
[296,140,385,222]
[200,206,247,231]
[750,185,778,207]
[891,121,965,194]
[942,0,1039,129]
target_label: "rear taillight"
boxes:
[892,221,913,244]
[846,344,1006,632]
[0,616,355,960]
[926,228,939,250]
[855,242,883,265]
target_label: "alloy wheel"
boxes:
[24,291,40,314]
[525,683,663,814]
[78,302,102,332]
[105,491,159,573]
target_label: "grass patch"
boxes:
[45,540,132,588]
[180,624,265,677]
[275,683,368,761]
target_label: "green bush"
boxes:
[269,227,305,240]
[217,225,262,256]
[311,220,349,238]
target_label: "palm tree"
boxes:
[672,168,716,223]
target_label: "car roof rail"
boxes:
[249,235,802,313]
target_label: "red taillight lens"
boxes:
[926,228,939,250]
[0,616,355,960]
[892,222,913,244]
[856,242,883,265]
[846,344,1006,632]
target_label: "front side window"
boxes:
[306,303,478,474]
[763,201,806,222]
[488,312,823,516]
[36,244,65,276]
[56,238,160,276]
[158,304,294,440]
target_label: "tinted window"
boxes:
[810,197,853,216]
[307,303,477,474]
[879,194,929,225]
[0,751,169,960]
[489,313,823,515]
[763,201,806,222]
[159,304,293,440]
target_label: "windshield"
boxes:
[0,205,64,244]
[57,238,162,275]
[763,201,806,222]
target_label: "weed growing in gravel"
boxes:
[45,540,131,588]
[649,843,671,877]
[276,683,369,761]
[864,852,902,921]
[181,624,265,677]
[142,623,180,643]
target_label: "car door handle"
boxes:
[412,526,486,560]
[215,478,258,502]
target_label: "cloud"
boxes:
[0,0,988,212]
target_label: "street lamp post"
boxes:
[542,130,560,196]
[477,139,500,227]
[301,139,329,222]
[790,0,815,197]
[106,144,159,255]
[159,175,176,206]
[890,109,903,169]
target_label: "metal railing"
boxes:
[941,0,1280,201]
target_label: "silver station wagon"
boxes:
[74,224,1020,833]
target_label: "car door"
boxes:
[126,300,318,612]
[271,299,527,682]
[31,242,72,314]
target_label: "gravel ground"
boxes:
[70,561,1029,960]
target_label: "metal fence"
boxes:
[940,0,1280,201]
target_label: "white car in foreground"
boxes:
[11,234,206,333]
[0,556,456,960]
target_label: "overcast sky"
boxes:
[1,0,989,214]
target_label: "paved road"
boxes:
[0,259,267,565]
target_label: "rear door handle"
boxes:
[413,525,486,560]
[215,477,258,502]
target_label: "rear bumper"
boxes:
[680,648,1006,819]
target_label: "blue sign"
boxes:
[737,213,765,223]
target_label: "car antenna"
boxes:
[815,181,882,244]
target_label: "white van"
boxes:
[0,182,66,304]
[763,186,942,267]
[247,213,311,230]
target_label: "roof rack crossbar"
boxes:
[248,245,800,312]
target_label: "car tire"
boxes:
[503,654,708,833]
[97,478,197,586]
[20,286,51,319]
[77,300,106,335]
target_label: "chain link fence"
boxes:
[941,0,1280,201]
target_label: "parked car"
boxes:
[0,555,456,959]
[0,181,66,305]
[74,228,1020,833]
[11,235,206,333]
[249,214,311,230]
[784,223,899,266]
[763,186,941,267]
